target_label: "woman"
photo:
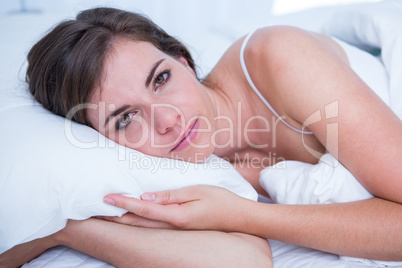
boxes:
[4,5,402,266]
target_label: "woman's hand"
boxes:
[103,185,254,232]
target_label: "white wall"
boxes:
[272,0,381,15]
[0,0,273,90]
[0,0,380,93]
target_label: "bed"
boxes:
[1,0,401,267]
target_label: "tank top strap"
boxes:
[239,29,313,135]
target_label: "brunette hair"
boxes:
[26,7,197,125]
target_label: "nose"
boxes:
[151,104,183,134]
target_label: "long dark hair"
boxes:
[26,7,197,125]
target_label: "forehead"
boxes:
[104,38,165,81]
[109,38,164,62]
[92,39,165,99]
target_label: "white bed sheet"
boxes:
[2,1,399,267]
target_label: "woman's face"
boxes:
[87,39,217,163]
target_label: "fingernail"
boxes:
[141,193,155,202]
[104,197,115,205]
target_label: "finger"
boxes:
[104,194,179,222]
[102,213,175,229]
[141,186,199,205]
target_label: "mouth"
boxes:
[170,119,199,152]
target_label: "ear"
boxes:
[178,56,188,66]
[178,56,196,77]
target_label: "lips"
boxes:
[170,119,199,152]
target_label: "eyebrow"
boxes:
[104,59,166,128]
[145,59,165,88]
[104,104,130,128]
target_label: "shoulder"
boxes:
[246,25,313,52]
[242,26,349,118]
[244,26,344,75]
[207,26,315,83]
[214,26,316,70]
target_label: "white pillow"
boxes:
[322,0,402,118]
[0,90,257,254]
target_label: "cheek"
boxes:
[185,90,208,112]
[114,123,151,150]
[172,76,200,100]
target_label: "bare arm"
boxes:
[56,219,272,268]
[103,186,402,260]
[244,26,402,258]
[250,197,402,260]
[0,234,59,267]
[0,218,272,268]
[249,26,402,203]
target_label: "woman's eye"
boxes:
[116,112,136,130]
[154,71,170,89]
